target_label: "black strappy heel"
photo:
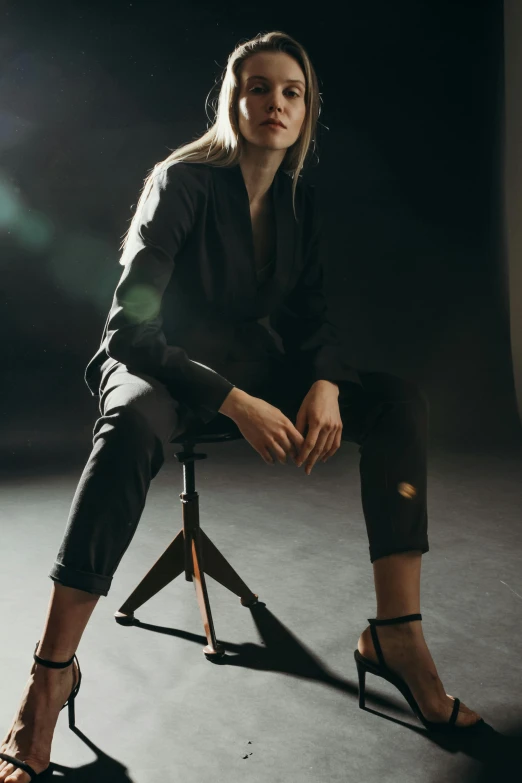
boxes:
[0,641,82,781]
[354,613,484,732]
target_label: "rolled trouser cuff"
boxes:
[49,561,112,597]
[369,542,429,564]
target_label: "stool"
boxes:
[114,416,259,660]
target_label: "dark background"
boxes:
[2,0,518,471]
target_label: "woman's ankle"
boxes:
[372,617,424,639]
[375,610,421,622]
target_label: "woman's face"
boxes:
[237,51,307,152]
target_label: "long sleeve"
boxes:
[104,163,235,423]
[269,186,361,389]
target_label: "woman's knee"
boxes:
[361,373,429,448]
[364,371,429,413]
[92,405,167,479]
[98,365,183,446]
[395,377,429,419]
[93,404,158,448]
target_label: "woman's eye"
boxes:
[249,86,300,98]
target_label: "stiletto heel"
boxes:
[354,613,484,732]
[355,656,366,709]
[68,694,76,729]
[0,641,82,780]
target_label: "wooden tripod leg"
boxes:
[114,529,185,624]
[199,529,258,607]
[190,529,224,658]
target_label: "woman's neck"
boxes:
[238,147,284,207]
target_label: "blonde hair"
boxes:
[118,30,322,265]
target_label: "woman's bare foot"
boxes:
[357,620,482,728]
[0,657,79,783]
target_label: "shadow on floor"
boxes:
[41,602,520,782]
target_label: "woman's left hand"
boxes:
[294,381,343,474]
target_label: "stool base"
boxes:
[115,459,259,659]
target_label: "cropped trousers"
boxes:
[49,358,430,597]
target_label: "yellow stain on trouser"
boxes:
[398,482,417,499]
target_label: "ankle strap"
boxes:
[368,613,422,626]
[33,641,75,669]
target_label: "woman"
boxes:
[0,29,483,783]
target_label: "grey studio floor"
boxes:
[1,437,522,783]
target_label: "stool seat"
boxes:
[169,415,244,444]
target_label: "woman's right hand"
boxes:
[223,391,305,466]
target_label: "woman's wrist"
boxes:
[313,379,339,395]
[218,386,250,417]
